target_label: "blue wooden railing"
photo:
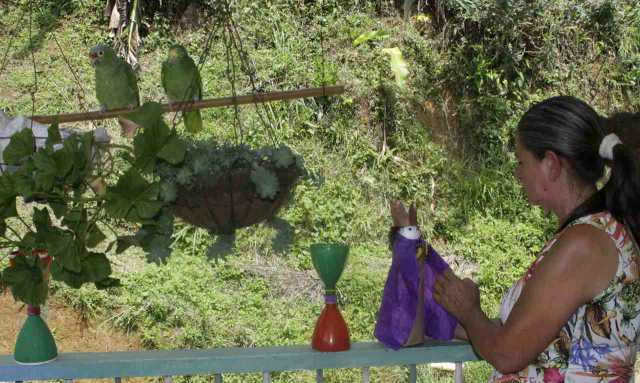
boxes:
[0,341,480,383]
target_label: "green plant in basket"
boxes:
[156,133,307,235]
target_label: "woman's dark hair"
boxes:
[517,96,640,244]
[604,112,640,160]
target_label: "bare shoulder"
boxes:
[552,223,617,260]
[543,222,618,299]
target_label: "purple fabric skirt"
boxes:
[374,235,458,349]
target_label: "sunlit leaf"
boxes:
[382,47,409,88]
[352,29,390,47]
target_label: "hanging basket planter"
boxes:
[171,165,301,234]
[156,140,306,235]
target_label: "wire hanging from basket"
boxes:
[219,0,278,146]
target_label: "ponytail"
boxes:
[602,113,640,245]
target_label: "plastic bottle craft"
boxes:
[374,231,457,349]
[310,243,350,352]
[11,250,58,364]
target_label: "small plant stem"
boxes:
[127,0,140,62]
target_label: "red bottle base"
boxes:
[312,303,350,352]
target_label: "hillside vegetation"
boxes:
[1,0,639,381]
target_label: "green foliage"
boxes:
[130,102,187,171]
[250,165,280,199]
[155,140,306,200]
[352,29,390,47]
[382,47,409,88]
[287,178,363,245]
[3,255,48,306]
[0,104,187,305]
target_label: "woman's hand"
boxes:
[454,323,469,341]
[433,269,481,325]
[390,201,417,227]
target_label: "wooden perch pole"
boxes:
[29,85,345,124]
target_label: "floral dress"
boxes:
[490,212,640,383]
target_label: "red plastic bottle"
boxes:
[311,295,350,351]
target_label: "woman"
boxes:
[412,96,640,382]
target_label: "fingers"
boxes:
[390,200,409,227]
[463,277,477,289]
[433,270,465,300]
[409,203,417,226]
[433,273,448,297]
[442,268,461,282]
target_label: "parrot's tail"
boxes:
[184,110,203,133]
[118,117,140,138]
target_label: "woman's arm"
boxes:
[434,224,618,373]
[454,323,469,340]
[454,319,502,341]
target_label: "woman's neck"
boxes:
[555,185,597,227]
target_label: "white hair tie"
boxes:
[599,133,622,160]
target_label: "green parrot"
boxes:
[161,44,203,133]
[90,44,140,137]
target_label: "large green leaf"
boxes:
[33,207,52,248]
[46,123,62,147]
[2,257,48,306]
[50,260,83,288]
[49,201,67,218]
[0,173,16,203]
[4,129,34,165]
[33,207,51,236]
[157,134,186,165]
[81,252,111,282]
[382,47,409,88]
[66,134,93,187]
[0,197,17,220]
[134,121,172,172]
[12,162,36,199]
[86,224,106,248]
[352,29,390,47]
[131,102,173,173]
[18,232,37,251]
[136,208,174,262]
[105,169,161,220]
[52,144,74,179]
[0,174,17,220]
[45,229,84,273]
[136,199,164,219]
[33,149,58,192]
[127,101,163,129]
[61,208,88,235]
